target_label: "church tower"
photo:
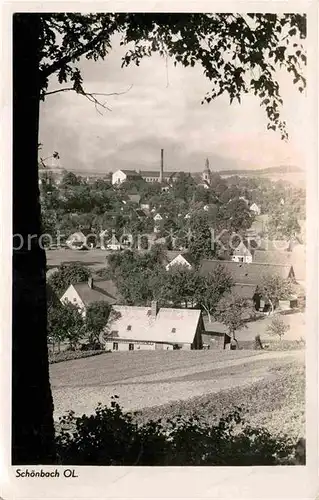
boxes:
[202,158,211,184]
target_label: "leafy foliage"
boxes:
[267,316,290,340]
[163,266,201,307]
[216,294,252,338]
[187,212,216,263]
[85,301,112,345]
[48,299,85,350]
[55,398,297,465]
[268,206,301,240]
[107,249,235,313]
[48,262,91,296]
[195,265,233,322]
[259,274,293,314]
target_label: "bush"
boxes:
[55,398,299,466]
[49,350,107,364]
[240,339,305,351]
[80,341,103,351]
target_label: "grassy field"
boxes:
[50,349,305,441]
[46,248,107,272]
[134,359,305,441]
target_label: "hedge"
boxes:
[49,350,107,364]
[55,397,304,466]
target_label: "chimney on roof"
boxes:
[151,300,159,318]
[88,277,93,289]
[159,149,164,183]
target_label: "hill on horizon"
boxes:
[217,165,302,176]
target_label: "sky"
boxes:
[39,35,307,175]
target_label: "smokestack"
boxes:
[160,149,164,183]
[88,277,93,289]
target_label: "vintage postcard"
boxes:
[0,1,318,499]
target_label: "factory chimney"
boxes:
[159,149,164,183]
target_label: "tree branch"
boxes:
[44,84,133,97]
[40,24,113,79]
[44,85,133,114]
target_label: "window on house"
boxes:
[113,342,118,351]
[171,327,176,333]
[129,343,134,351]
[127,325,132,331]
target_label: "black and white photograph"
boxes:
[2,3,318,497]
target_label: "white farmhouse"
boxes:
[153,213,164,233]
[112,169,142,185]
[231,241,253,263]
[102,301,203,351]
[60,278,121,316]
[249,203,261,215]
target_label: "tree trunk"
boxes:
[12,14,56,464]
[269,298,274,315]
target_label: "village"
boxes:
[44,151,306,352]
[40,151,307,450]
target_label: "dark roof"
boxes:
[164,250,183,263]
[204,322,227,334]
[121,170,141,177]
[254,249,305,281]
[199,259,295,285]
[140,170,178,178]
[135,208,147,218]
[232,283,257,299]
[181,252,197,266]
[254,250,292,265]
[73,279,121,306]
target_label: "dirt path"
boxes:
[52,350,303,419]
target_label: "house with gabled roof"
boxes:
[102,301,203,351]
[250,202,261,215]
[112,169,142,185]
[200,259,295,284]
[231,241,253,263]
[60,277,122,316]
[254,248,305,285]
[199,259,296,311]
[165,252,196,271]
